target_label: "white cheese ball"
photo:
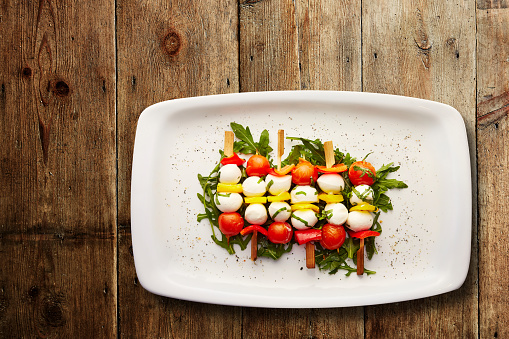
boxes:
[350,185,374,205]
[215,193,243,213]
[324,203,348,226]
[268,202,291,222]
[265,174,292,195]
[291,209,318,230]
[317,173,345,194]
[346,211,374,232]
[242,176,267,197]
[219,164,242,184]
[244,203,268,225]
[290,186,319,204]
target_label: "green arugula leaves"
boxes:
[372,162,408,212]
[231,122,273,157]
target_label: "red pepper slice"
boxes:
[240,225,268,237]
[294,229,322,245]
[267,164,295,177]
[221,153,246,166]
[316,164,348,173]
[347,230,380,239]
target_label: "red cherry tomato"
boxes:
[218,212,244,237]
[267,222,293,244]
[246,154,270,177]
[348,161,376,186]
[320,223,346,250]
[291,159,318,185]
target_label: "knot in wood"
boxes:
[53,80,70,97]
[28,286,40,298]
[163,31,182,56]
[22,67,32,78]
[42,294,66,327]
[414,38,432,52]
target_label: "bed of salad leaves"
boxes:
[197,122,407,275]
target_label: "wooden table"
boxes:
[0,0,507,337]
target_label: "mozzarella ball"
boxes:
[265,174,292,195]
[290,186,319,204]
[219,164,242,184]
[346,211,374,232]
[268,202,292,222]
[244,203,268,225]
[317,173,345,194]
[242,176,267,197]
[290,209,318,230]
[215,192,243,213]
[350,185,374,205]
[324,203,348,226]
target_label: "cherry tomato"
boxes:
[246,154,270,177]
[320,223,346,250]
[291,159,318,185]
[267,222,293,244]
[218,212,244,237]
[348,161,376,186]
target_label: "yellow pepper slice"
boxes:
[217,183,243,193]
[349,202,378,212]
[244,197,267,204]
[267,191,291,202]
[318,193,344,203]
[291,203,320,213]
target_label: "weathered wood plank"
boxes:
[238,0,309,336]
[239,0,300,92]
[295,1,364,337]
[362,0,478,337]
[296,0,362,91]
[0,0,116,337]
[116,0,241,337]
[477,5,509,339]
[239,0,364,335]
[0,238,116,337]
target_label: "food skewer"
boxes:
[306,141,334,269]
[224,130,261,261]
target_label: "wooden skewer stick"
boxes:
[357,238,364,275]
[224,131,234,157]
[277,129,284,171]
[250,230,258,261]
[306,242,315,268]
[323,141,334,168]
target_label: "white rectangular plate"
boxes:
[131,91,471,308]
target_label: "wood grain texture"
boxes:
[296,0,362,91]
[239,0,300,91]
[239,1,364,337]
[477,5,509,339]
[296,1,364,337]
[0,0,116,337]
[362,0,478,337]
[239,1,308,336]
[116,0,240,337]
